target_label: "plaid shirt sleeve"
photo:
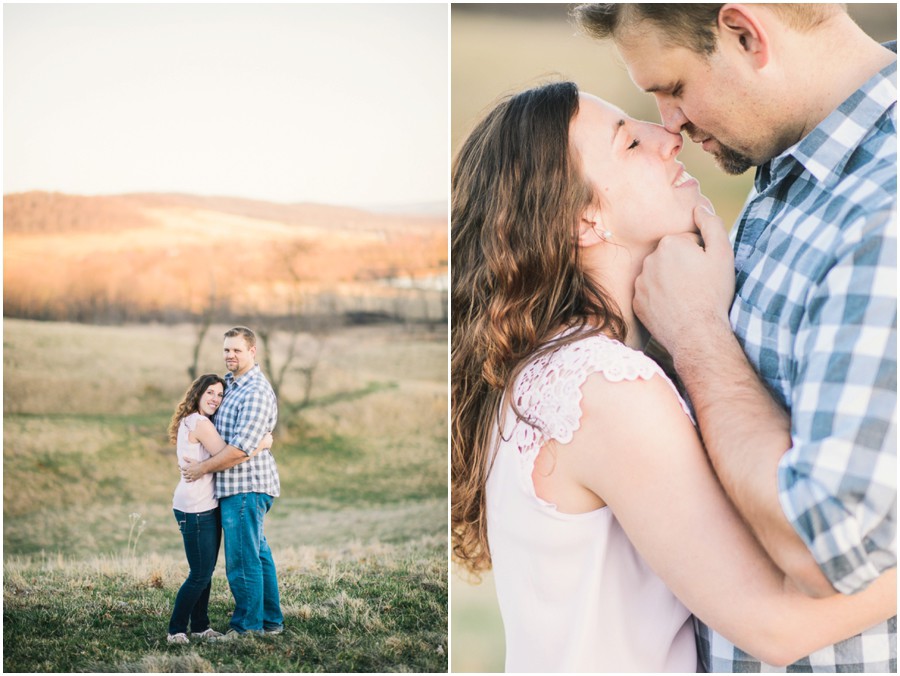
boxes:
[777,204,897,595]
[228,381,276,454]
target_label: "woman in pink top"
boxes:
[166,374,272,645]
[450,82,896,671]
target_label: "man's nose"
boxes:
[656,97,689,134]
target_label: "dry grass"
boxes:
[3,319,446,414]
[4,318,447,537]
[5,537,447,672]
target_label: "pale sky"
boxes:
[4,3,448,208]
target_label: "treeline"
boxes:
[3,283,447,327]
[3,192,153,234]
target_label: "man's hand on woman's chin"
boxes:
[634,206,735,358]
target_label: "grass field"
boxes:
[3,318,448,672]
[450,568,504,673]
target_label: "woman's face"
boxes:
[570,93,712,247]
[198,382,224,417]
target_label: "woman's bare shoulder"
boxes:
[193,416,217,433]
[576,367,696,449]
[197,415,217,426]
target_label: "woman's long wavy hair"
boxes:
[451,81,627,575]
[167,374,226,444]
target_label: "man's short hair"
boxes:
[224,326,257,348]
[572,4,846,56]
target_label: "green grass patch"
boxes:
[5,542,447,672]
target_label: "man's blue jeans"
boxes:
[219,492,283,633]
[169,508,221,635]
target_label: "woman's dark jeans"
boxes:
[168,507,221,634]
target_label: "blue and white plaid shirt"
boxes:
[213,363,281,499]
[697,45,897,673]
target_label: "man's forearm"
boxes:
[196,445,248,474]
[673,319,836,597]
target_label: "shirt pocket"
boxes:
[730,294,796,408]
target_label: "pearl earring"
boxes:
[593,223,612,241]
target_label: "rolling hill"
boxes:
[3,191,448,323]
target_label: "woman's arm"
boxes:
[249,432,274,458]
[563,372,895,667]
[188,417,227,455]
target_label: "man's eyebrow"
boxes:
[644,82,674,94]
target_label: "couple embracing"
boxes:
[452,4,896,672]
[166,326,284,643]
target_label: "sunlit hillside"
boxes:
[4,191,448,324]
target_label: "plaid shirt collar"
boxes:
[755,42,896,192]
[224,363,262,391]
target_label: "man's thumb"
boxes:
[694,205,728,251]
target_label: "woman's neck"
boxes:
[584,242,650,351]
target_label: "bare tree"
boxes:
[257,326,293,401]
[187,276,220,381]
[252,243,340,408]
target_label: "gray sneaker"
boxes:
[265,625,284,635]
[193,628,224,639]
[214,629,258,641]
[167,632,189,644]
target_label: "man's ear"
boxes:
[578,205,605,248]
[718,4,770,69]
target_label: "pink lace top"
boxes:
[172,412,218,513]
[485,333,698,672]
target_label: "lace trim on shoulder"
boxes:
[508,334,692,490]
[181,411,202,434]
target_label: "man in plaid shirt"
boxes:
[576,4,896,671]
[182,326,283,637]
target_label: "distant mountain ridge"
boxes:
[3,191,448,324]
[3,191,446,235]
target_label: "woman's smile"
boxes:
[672,165,697,188]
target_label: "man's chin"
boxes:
[706,141,754,175]
[712,150,754,176]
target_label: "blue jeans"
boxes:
[220,492,283,633]
[168,507,221,634]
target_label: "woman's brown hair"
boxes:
[167,374,226,444]
[451,81,626,574]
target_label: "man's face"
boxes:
[616,24,768,175]
[223,336,256,377]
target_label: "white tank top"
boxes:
[485,333,698,672]
[172,412,218,513]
